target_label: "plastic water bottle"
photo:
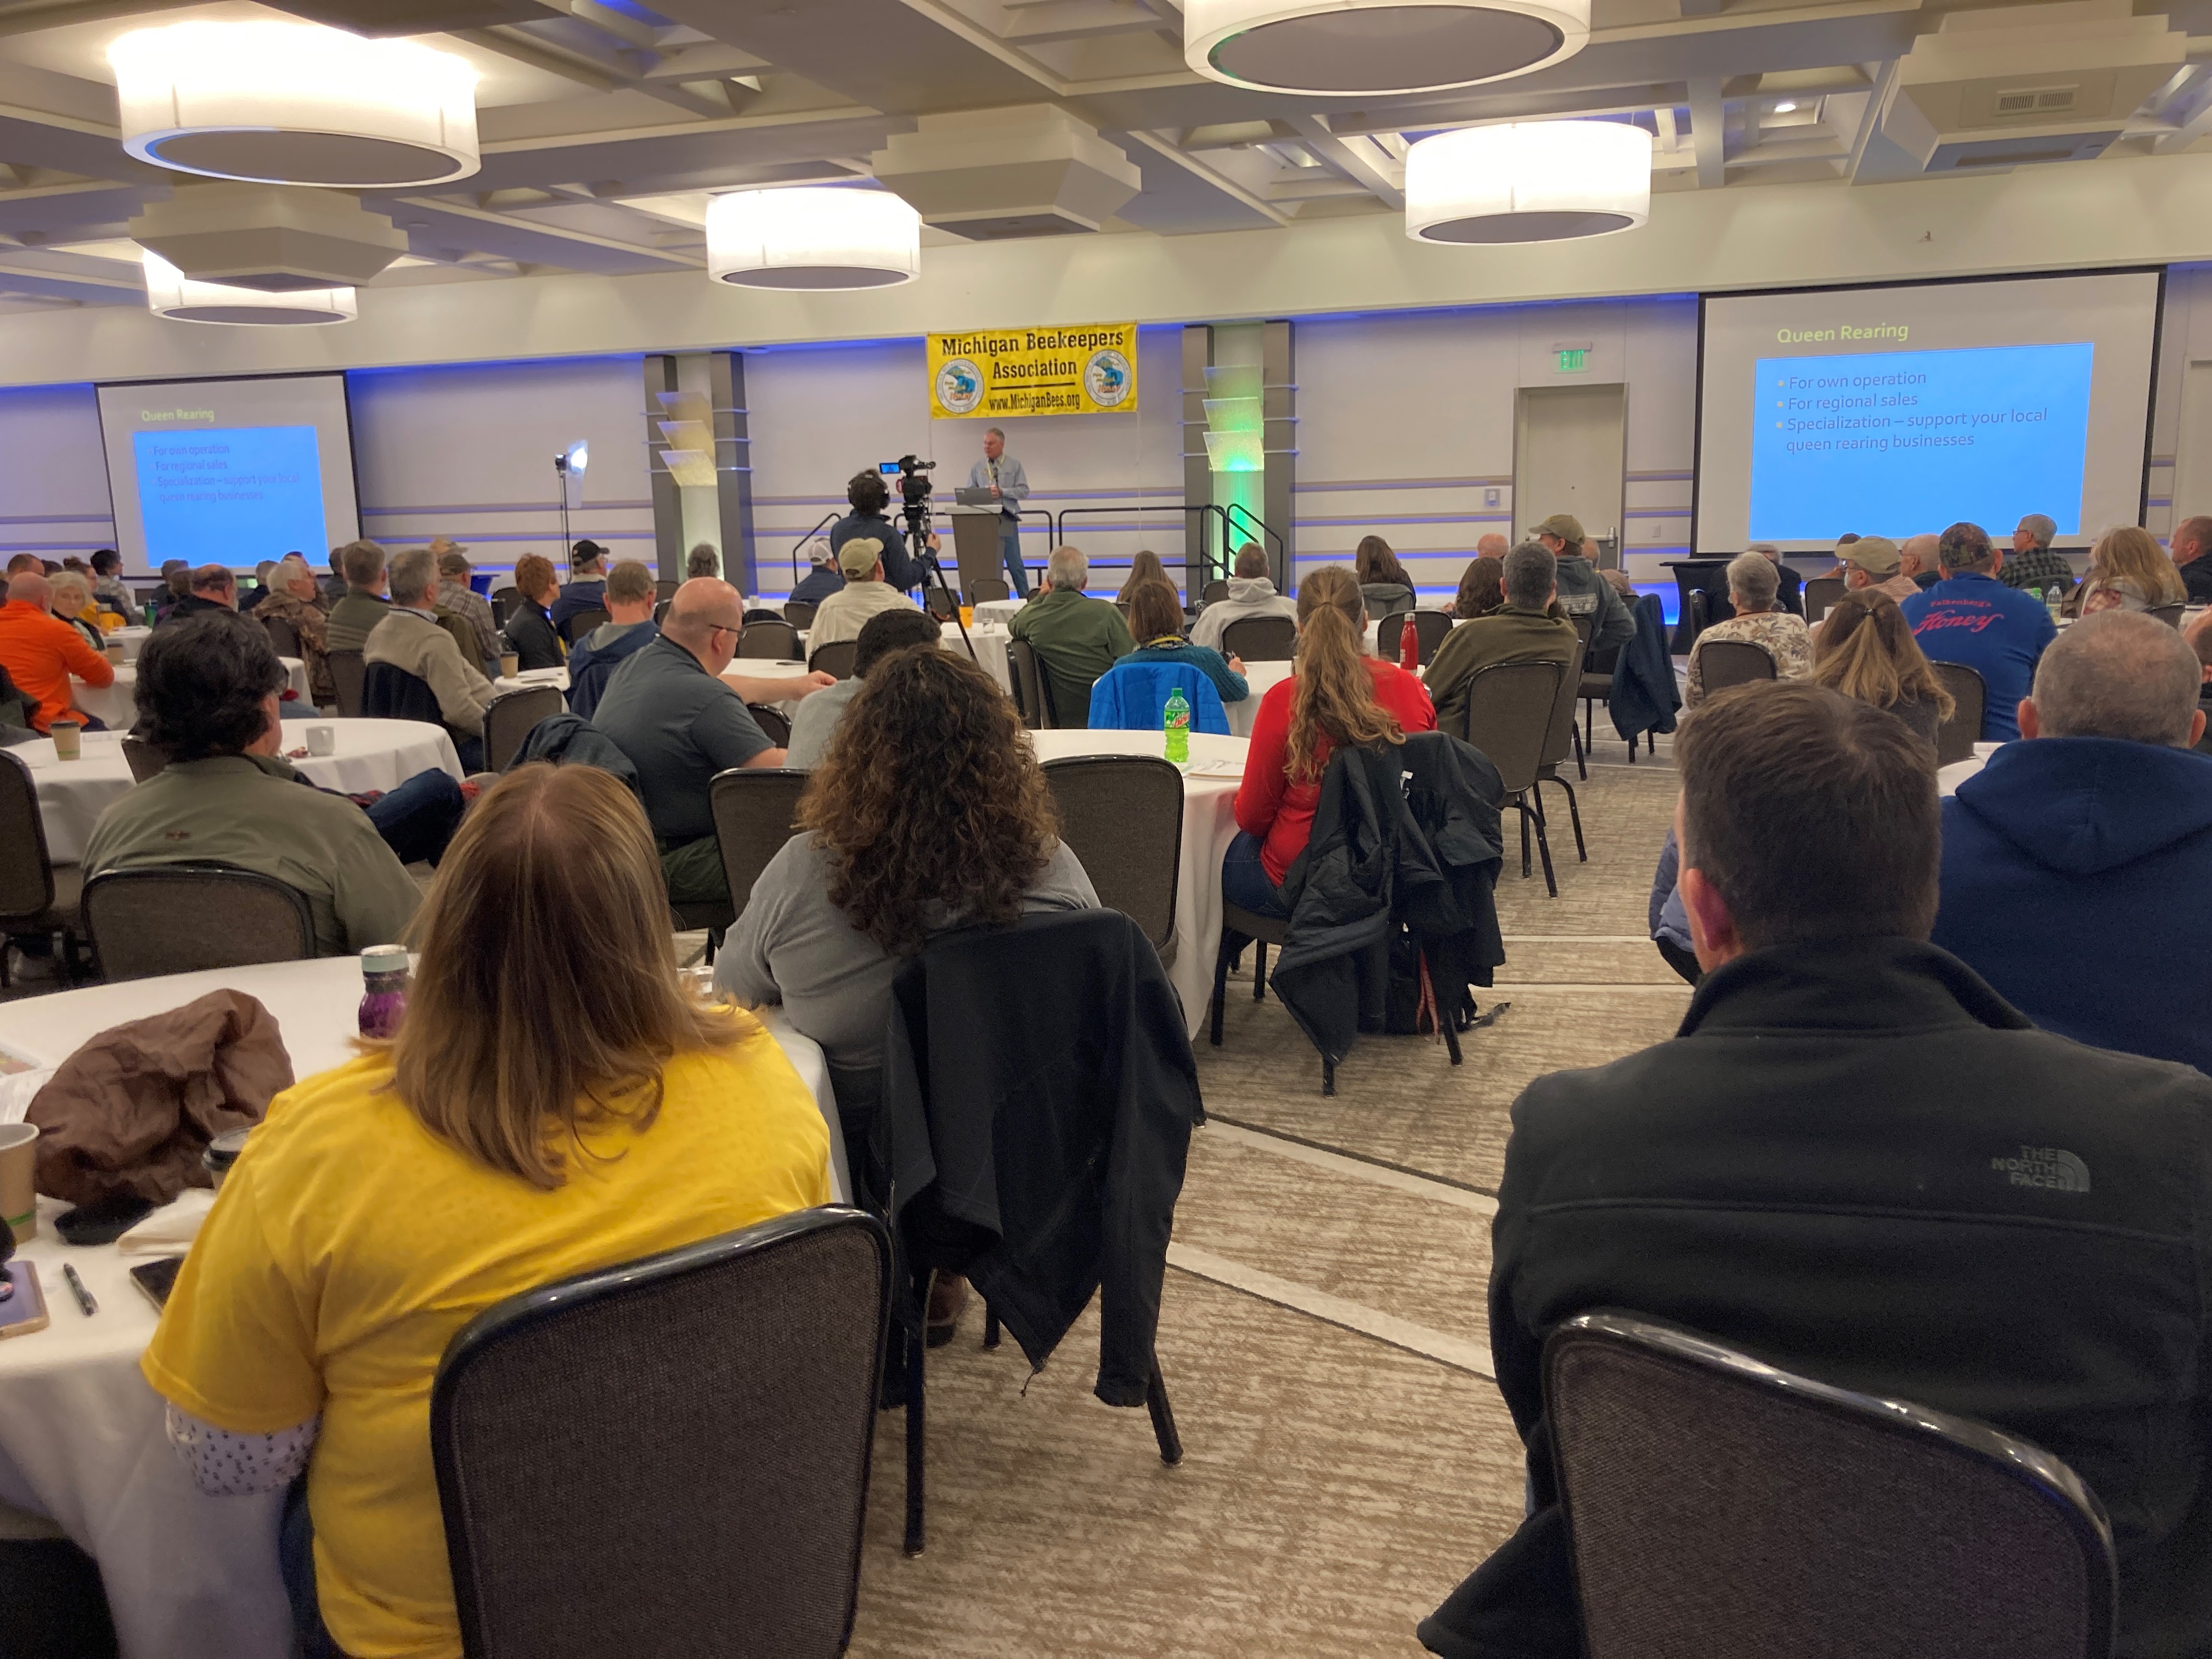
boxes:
[2046,587,2063,624]
[1164,687,1190,768]
[357,945,410,1039]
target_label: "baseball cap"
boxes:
[837,537,884,578]
[436,549,471,578]
[1836,535,1900,574]
[570,540,608,564]
[1533,513,1585,544]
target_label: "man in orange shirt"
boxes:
[0,571,114,731]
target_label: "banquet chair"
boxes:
[2149,602,2185,630]
[1544,1311,2115,1659]
[261,612,300,659]
[923,588,957,620]
[121,738,167,783]
[740,620,802,661]
[709,768,810,913]
[558,607,610,646]
[967,578,1010,605]
[1221,614,1296,663]
[655,579,679,602]
[747,703,792,748]
[1042,756,1182,966]
[431,1209,891,1659]
[1006,639,1056,729]
[489,590,514,628]
[1201,580,1228,605]
[1932,663,1987,766]
[1457,660,1565,898]
[783,600,819,630]
[1389,610,1454,668]
[743,608,785,625]
[83,864,314,981]
[654,600,672,626]
[0,750,82,988]
[1532,630,1589,867]
[327,650,366,718]
[809,640,859,680]
[482,687,562,774]
[1696,640,1778,696]
[1802,575,1846,627]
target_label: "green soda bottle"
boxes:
[1164,686,1190,768]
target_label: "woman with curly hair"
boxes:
[1451,554,1506,620]
[2079,524,2186,614]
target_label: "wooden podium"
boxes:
[948,506,1006,598]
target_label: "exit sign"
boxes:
[1556,348,1590,373]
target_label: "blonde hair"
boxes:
[1811,590,1954,721]
[2084,526,2184,608]
[383,764,760,1188]
[48,570,92,613]
[1287,567,1404,783]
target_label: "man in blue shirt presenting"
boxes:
[1899,520,2057,741]
[967,426,1031,598]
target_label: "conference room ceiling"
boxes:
[0,0,2208,311]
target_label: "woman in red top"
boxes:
[1226,566,1436,917]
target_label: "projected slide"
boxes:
[1750,343,2095,541]
[132,426,329,566]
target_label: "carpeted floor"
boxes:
[848,737,1691,1657]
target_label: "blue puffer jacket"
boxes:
[1933,735,2212,1074]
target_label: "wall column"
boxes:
[644,349,758,592]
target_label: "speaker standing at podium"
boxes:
[968,426,1031,597]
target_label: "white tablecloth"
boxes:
[73,658,310,731]
[1030,729,1245,1037]
[18,722,464,866]
[939,620,1013,693]
[0,956,847,1659]
[109,627,151,663]
[1231,661,1293,737]
[973,598,1027,628]
[1938,741,2006,795]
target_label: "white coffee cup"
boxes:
[306,725,337,758]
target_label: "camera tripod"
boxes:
[906,501,978,665]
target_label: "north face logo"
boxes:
[1991,1145,2091,1193]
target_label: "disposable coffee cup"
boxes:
[499,652,520,679]
[0,1124,38,1243]
[306,724,337,758]
[105,642,124,666]
[202,1126,252,1192]
[48,720,81,761]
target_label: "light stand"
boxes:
[553,439,589,568]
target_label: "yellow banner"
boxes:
[927,323,1138,419]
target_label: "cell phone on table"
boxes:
[128,1256,184,1313]
[0,1262,49,1338]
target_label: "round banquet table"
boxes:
[1029,728,1246,1038]
[1231,661,1293,737]
[19,721,464,867]
[972,597,1027,628]
[939,620,1013,694]
[0,956,848,1659]
[73,657,311,731]
[108,627,151,662]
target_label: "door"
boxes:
[1514,383,1627,563]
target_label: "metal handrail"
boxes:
[1220,502,1286,580]
[1037,500,1289,590]
[1045,501,1194,553]
[787,512,838,588]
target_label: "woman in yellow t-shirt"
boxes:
[141,763,832,1659]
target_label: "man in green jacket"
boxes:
[1008,544,1133,726]
[1424,540,1578,734]
[324,538,393,654]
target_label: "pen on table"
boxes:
[60,1263,96,1317]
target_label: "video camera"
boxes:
[879,454,935,516]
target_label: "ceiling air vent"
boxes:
[1994,86,2079,115]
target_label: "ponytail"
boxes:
[1287,567,1405,783]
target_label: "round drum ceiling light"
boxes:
[1405,121,1652,244]
[110,22,479,188]
[704,188,921,290]
[1183,0,1589,95]
[143,252,357,326]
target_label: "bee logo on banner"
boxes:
[927,324,1138,419]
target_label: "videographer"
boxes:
[832,467,930,594]
[968,426,1031,597]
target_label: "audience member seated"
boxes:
[563,558,662,721]
[1228,566,1435,921]
[1116,548,1172,606]
[806,538,921,648]
[1999,512,2076,594]
[259,554,336,708]
[2171,514,2212,606]
[89,548,131,618]
[364,549,496,772]
[240,559,275,612]
[1533,514,1635,652]
[0,571,111,732]
[2193,611,2212,738]
[787,538,844,607]
[1423,541,1577,733]
[1931,611,2212,1074]
[1899,530,1943,590]
[2079,524,2186,615]
[719,645,1097,1138]
[84,613,450,951]
[1826,534,1920,608]
[4,554,39,577]
[1007,545,1135,726]
[1355,534,1418,618]
[1189,543,1298,651]
[1807,589,1954,748]
[153,561,191,621]
[1900,520,2057,742]
[595,579,833,906]
[687,541,720,581]
[160,565,239,625]
[141,761,831,1659]
[1450,554,1506,620]
[46,569,106,650]
[1117,577,1246,703]
[830,469,926,593]
[323,540,392,655]
[499,552,565,672]
[548,540,608,637]
[1746,541,1808,617]
[787,606,941,768]
[432,544,500,676]
[1422,679,2212,1659]
[1684,551,1811,705]
[320,549,347,607]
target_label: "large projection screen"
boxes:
[1695,270,2162,555]
[96,374,360,569]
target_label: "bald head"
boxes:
[1476,533,1508,560]
[662,577,743,652]
[8,572,49,610]
[1899,533,1938,577]
[2028,610,2204,748]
